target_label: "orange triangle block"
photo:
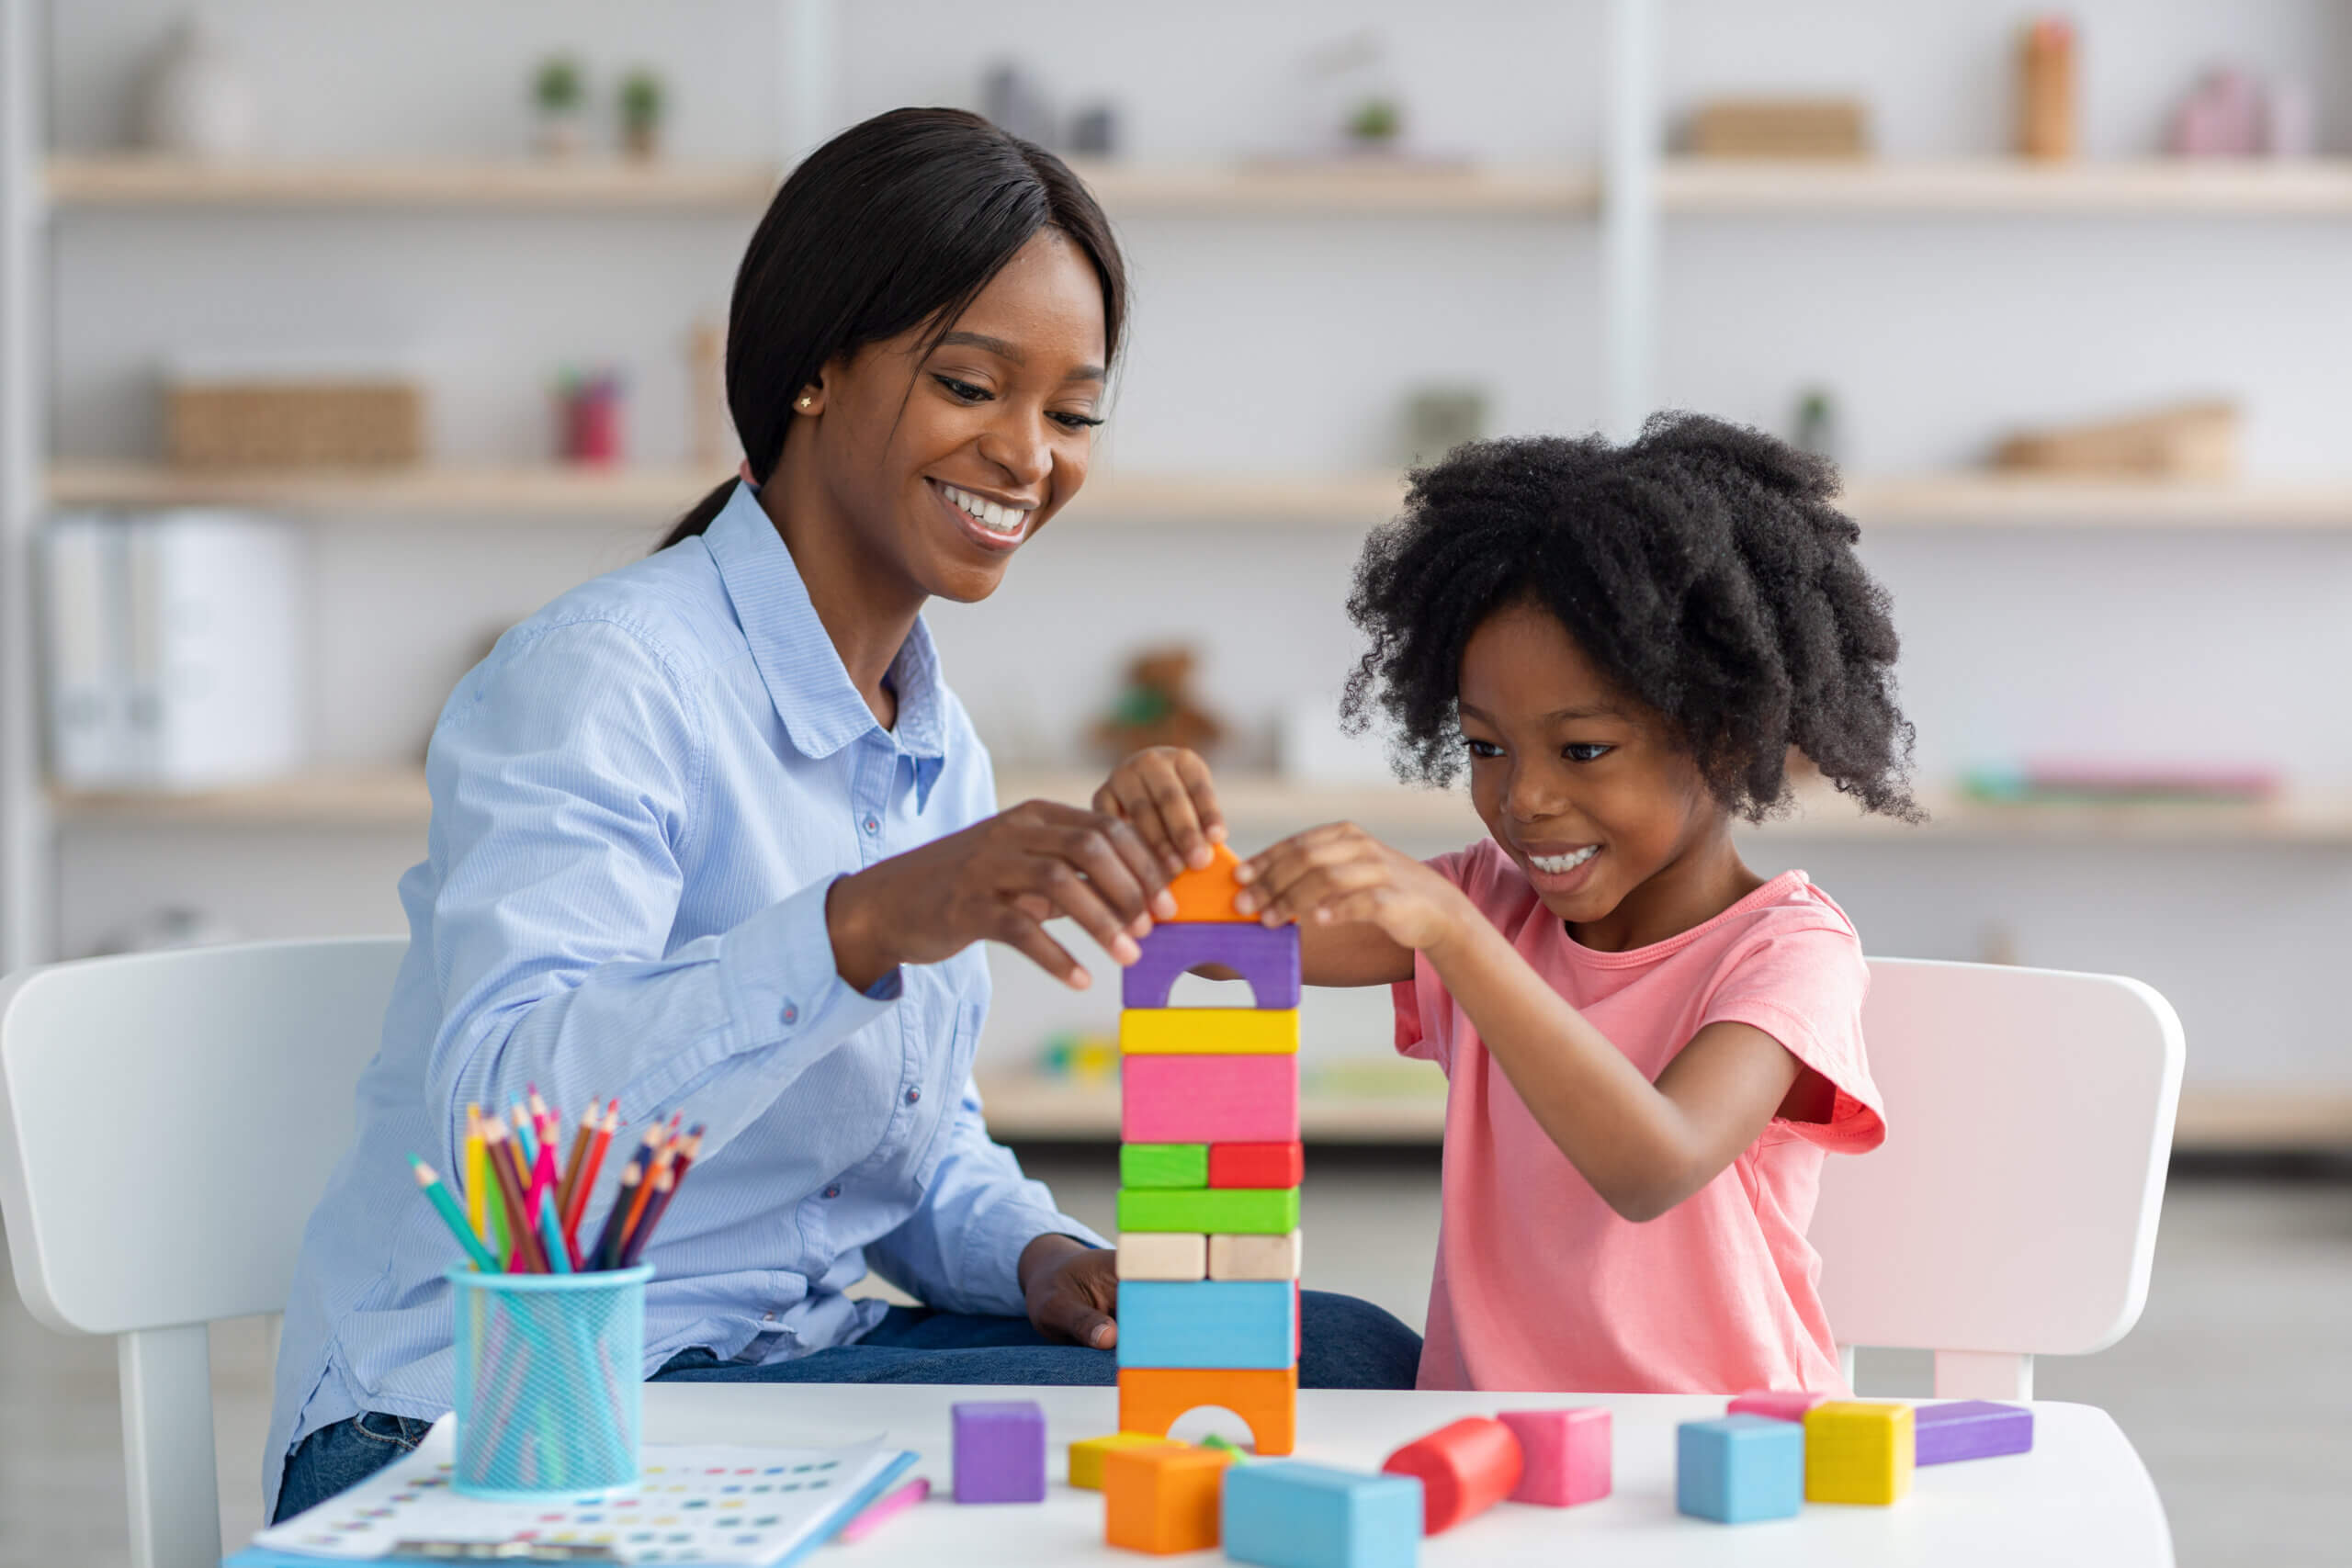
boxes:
[1165,841,1250,923]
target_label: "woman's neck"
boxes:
[757,467,921,730]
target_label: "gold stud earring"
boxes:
[796,395,813,411]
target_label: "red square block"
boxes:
[1208,1142,1304,1189]
[1498,1407,1611,1507]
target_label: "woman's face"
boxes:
[803,228,1109,604]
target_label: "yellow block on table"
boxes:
[1804,1402,1916,1505]
[1069,1432,1184,1491]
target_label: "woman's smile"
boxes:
[930,477,1035,552]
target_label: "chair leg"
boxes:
[1933,1348,2033,1401]
[1836,1343,1858,1392]
[119,1324,221,1568]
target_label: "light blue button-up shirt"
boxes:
[266,481,1100,1516]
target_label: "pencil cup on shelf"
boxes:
[447,1264,652,1498]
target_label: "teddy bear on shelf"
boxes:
[1093,646,1226,759]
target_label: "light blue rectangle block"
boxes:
[1224,1461,1423,1568]
[1116,1280,1295,1371]
[1677,1415,1804,1524]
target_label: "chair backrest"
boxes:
[0,936,405,1568]
[1813,957,2185,1399]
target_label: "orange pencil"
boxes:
[553,1100,598,1222]
[617,1116,684,1247]
[619,1124,702,1267]
[480,1119,548,1272]
[562,1100,620,1245]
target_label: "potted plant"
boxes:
[533,55,586,157]
[619,69,666,159]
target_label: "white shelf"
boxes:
[45,155,780,211]
[1068,159,1598,216]
[47,460,719,518]
[1844,475,2352,529]
[1659,156,2352,216]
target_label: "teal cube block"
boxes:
[1224,1461,1423,1568]
[1117,1280,1295,1370]
[1678,1415,1804,1524]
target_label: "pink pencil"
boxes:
[837,1477,930,1543]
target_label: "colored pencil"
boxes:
[537,1190,574,1273]
[412,1156,502,1272]
[529,1125,560,1229]
[586,1157,643,1270]
[616,1116,682,1250]
[463,1105,490,1245]
[616,1163,675,1269]
[481,1119,548,1272]
[562,1100,619,1246]
[839,1478,931,1544]
[552,1100,597,1223]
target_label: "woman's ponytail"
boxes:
[659,478,741,552]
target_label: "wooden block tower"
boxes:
[1114,844,1302,1457]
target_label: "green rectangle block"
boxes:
[1121,1144,1209,1189]
[1117,1185,1299,1235]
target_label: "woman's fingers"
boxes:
[987,904,1091,989]
[1023,851,1142,966]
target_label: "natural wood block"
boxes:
[1103,1443,1237,1554]
[1116,1232,1207,1281]
[1121,1143,1208,1188]
[1120,1366,1298,1457]
[1804,1401,1915,1506]
[1121,1008,1300,1055]
[1208,1229,1302,1281]
[1122,1054,1299,1145]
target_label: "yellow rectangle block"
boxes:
[1120,1008,1300,1055]
[1069,1432,1184,1490]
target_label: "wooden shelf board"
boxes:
[1660,156,2352,215]
[2171,1088,2352,1150]
[1846,475,2352,528]
[1068,159,1597,215]
[48,460,721,517]
[46,155,779,210]
[51,768,431,828]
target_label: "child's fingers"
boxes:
[1235,822,1373,912]
[1246,856,1391,930]
[1136,753,1221,872]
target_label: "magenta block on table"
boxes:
[1498,1407,1611,1506]
[1122,1053,1300,1145]
[1125,920,1300,1010]
[1727,1390,1826,1423]
[1914,1401,2034,1465]
[952,1400,1046,1503]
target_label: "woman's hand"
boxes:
[826,799,1177,990]
[1019,1234,1118,1349]
[1092,747,1227,878]
[1235,821,1472,954]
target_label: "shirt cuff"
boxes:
[718,874,899,1054]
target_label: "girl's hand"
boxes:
[1020,1235,1118,1349]
[826,799,1177,990]
[1235,822,1469,953]
[1092,746,1227,878]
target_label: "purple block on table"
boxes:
[952,1400,1046,1503]
[1124,921,1300,1010]
[1914,1401,2034,1465]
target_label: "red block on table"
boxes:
[1380,1416,1523,1534]
[1208,1142,1303,1189]
[1498,1407,1611,1506]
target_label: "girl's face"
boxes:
[804,227,1108,604]
[1457,600,1729,938]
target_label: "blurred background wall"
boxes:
[8,0,2352,1152]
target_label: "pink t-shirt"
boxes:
[1395,842,1885,1395]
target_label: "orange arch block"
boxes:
[1165,843,1250,923]
[1118,1366,1297,1457]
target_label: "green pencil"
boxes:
[412,1156,503,1272]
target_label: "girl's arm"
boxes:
[1092,748,1414,987]
[1238,822,1809,1222]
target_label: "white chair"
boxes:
[0,937,407,1568]
[1815,957,2186,1401]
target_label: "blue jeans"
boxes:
[273,1291,1419,1521]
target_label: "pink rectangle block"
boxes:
[1498,1407,1611,1506]
[1727,1390,1826,1423]
[1122,1054,1299,1145]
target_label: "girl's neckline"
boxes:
[1553,868,1813,966]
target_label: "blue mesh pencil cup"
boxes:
[447,1264,653,1498]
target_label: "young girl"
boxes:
[1099,413,1917,1394]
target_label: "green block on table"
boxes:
[1121,1143,1208,1189]
[1117,1185,1299,1235]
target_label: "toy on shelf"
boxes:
[555,369,627,466]
[2017,16,2075,160]
[1915,1400,2034,1464]
[951,1400,1046,1504]
[1677,1414,1804,1524]
[1070,1433,1182,1492]
[1379,1416,1522,1535]
[1993,400,2239,481]
[1102,1442,1236,1554]
[1727,1389,1826,1423]
[1804,1401,1916,1506]
[1036,1030,1120,1086]
[1688,98,1869,159]
[2167,67,2312,159]
[1223,1461,1423,1568]
[1113,846,1304,1467]
[1497,1407,1611,1506]
[1093,647,1225,760]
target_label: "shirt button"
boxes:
[905,1087,921,1105]
[822,1184,841,1200]
[863,815,879,835]
[781,999,798,1025]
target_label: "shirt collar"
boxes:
[703,480,952,801]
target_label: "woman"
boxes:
[267,107,1421,1522]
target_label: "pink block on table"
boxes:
[1497,1407,1611,1507]
[1727,1390,1826,1423]
[1121,1053,1299,1144]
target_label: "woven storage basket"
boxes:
[166,378,424,467]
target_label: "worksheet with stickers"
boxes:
[248,1417,913,1566]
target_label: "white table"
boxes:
[642,1383,2173,1566]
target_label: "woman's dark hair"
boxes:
[660,107,1127,549]
[1343,412,1918,822]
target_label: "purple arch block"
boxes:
[1124,921,1301,1010]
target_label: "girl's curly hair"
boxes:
[1342,412,1918,823]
